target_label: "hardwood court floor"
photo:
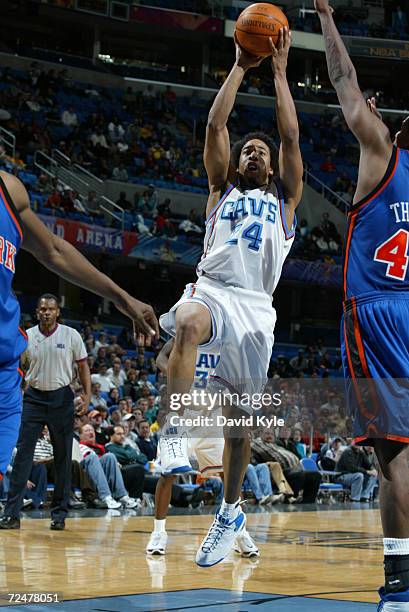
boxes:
[0,505,382,607]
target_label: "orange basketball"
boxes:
[235,3,289,57]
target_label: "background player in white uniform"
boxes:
[160,29,303,567]
[147,339,259,559]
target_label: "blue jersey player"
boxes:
[316,0,409,609]
[0,171,158,487]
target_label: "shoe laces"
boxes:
[163,436,185,459]
[201,515,231,553]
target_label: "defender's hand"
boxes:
[114,295,159,340]
[269,27,291,76]
[234,33,265,71]
[367,96,382,120]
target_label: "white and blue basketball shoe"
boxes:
[196,505,246,567]
[378,587,409,611]
[158,430,192,475]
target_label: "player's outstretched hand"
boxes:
[234,33,265,70]
[314,0,334,14]
[114,295,159,340]
[269,27,291,75]
[367,96,382,120]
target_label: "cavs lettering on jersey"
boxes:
[0,176,27,367]
[194,351,220,389]
[345,147,409,298]
[197,181,295,296]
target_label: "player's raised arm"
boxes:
[204,40,264,215]
[270,28,303,211]
[1,172,159,338]
[315,0,391,154]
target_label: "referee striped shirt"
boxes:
[24,324,88,391]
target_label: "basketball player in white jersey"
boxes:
[160,29,303,567]
[147,338,259,558]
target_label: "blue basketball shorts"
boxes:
[0,359,23,477]
[341,292,409,444]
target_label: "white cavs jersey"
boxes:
[197,181,295,296]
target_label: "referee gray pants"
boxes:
[4,385,74,521]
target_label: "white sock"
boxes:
[384,538,409,556]
[154,519,166,533]
[219,499,240,519]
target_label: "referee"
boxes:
[0,293,90,530]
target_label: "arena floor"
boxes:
[0,503,381,611]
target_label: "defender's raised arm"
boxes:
[315,0,391,154]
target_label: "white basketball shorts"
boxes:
[159,276,276,403]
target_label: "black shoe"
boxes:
[50,520,65,531]
[0,516,20,529]
[190,489,206,509]
[68,498,86,510]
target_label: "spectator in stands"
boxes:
[142,83,156,109]
[121,416,139,447]
[107,359,127,388]
[116,191,132,211]
[93,332,109,355]
[90,383,108,410]
[319,391,340,417]
[78,425,138,509]
[335,441,378,502]
[244,463,283,505]
[137,419,158,461]
[118,398,129,415]
[90,128,108,151]
[94,346,110,369]
[107,387,120,409]
[45,189,63,214]
[251,429,321,503]
[123,369,139,402]
[91,364,115,393]
[321,437,345,470]
[320,155,337,172]
[105,425,147,502]
[108,117,125,143]
[145,184,159,217]
[89,409,110,445]
[289,349,308,374]
[137,370,156,395]
[61,106,78,128]
[112,164,129,182]
[292,428,307,458]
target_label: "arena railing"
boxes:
[0,126,16,159]
[51,148,125,229]
[303,166,350,213]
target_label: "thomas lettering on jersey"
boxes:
[390,202,409,223]
[0,236,17,273]
[220,195,277,224]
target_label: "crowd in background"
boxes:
[0,312,378,514]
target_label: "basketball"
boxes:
[235,2,289,57]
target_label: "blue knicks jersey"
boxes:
[0,177,27,366]
[345,147,409,299]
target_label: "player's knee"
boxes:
[175,315,206,348]
[354,472,364,484]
